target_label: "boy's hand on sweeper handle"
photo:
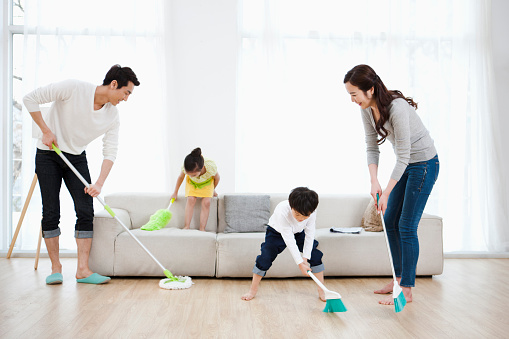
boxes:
[299,260,311,276]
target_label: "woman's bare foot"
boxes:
[379,286,412,305]
[241,289,257,301]
[318,288,326,302]
[374,278,401,294]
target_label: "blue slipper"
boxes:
[46,272,63,285]
[77,273,111,284]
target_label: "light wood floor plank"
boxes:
[1,258,508,338]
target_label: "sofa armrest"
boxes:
[89,208,132,275]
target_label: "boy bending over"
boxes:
[241,187,326,301]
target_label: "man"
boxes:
[23,65,140,285]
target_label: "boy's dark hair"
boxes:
[103,64,140,89]
[184,147,204,172]
[288,187,319,217]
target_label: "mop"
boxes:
[51,144,192,290]
[141,198,175,231]
[377,193,406,312]
[308,271,347,313]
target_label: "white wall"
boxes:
[165,0,238,194]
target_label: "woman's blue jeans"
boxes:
[35,148,94,239]
[384,154,439,287]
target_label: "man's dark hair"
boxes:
[288,187,319,217]
[103,64,140,88]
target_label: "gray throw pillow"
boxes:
[224,195,270,233]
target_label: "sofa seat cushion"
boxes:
[315,215,444,276]
[216,233,302,277]
[113,228,217,277]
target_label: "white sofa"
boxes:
[89,193,444,278]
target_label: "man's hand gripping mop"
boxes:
[308,271,347,313]
[377,193,406,312]
[52,144,192,290]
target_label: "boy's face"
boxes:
[291,209,309,222]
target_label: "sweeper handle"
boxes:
[377,193,398,281]
[51,144,170,276]
[307,271,328,291]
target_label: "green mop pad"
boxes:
[141,209,172,231]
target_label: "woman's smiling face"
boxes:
[345,82,374,110]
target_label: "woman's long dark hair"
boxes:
[344,64,417,145]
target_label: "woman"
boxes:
[344,64,439,305]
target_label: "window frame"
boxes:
[1,1,24,251]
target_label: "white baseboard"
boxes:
[444,252,509,259]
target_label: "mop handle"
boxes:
[307,271,328,292]
[377,194,398,281]
[51,144,167,272]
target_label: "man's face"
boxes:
[111,80,135,106]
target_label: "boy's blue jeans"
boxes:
[253,226,325,277]
[384,154,439,287]
[35,148,94,239]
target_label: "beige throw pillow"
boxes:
[360,198,383,232]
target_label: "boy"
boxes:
[241,187,326,301]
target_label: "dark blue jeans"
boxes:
[253,226,325,276]
[384,154,439,287]
[35,148,94,239]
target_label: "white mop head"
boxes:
[159,276,193,290]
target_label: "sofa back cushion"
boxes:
[218,193,371,232]
[105,193,218,232]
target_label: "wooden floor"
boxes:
[1,258,508,339]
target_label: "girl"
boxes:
[171,148,220,231]
[344,64,439,305]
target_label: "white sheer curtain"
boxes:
[17,0,169,251]
[237,0,508,252]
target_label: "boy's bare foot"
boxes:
[379,287,412,305]
[318,288,326,302]
[374,278,401,294]
[241,290,257,301]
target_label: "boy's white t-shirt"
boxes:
[23,79,120,162]
[268,200,317,265]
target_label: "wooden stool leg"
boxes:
[34,227,43,270]
[7,174,38,259]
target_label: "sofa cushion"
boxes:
[360,198,383,232]
[224,195,270,233]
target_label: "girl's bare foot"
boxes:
[241,290,257,301]
[318,288,326,302]
[379,286,412,305]
[374,278,401,294]
[183,226,190,230]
